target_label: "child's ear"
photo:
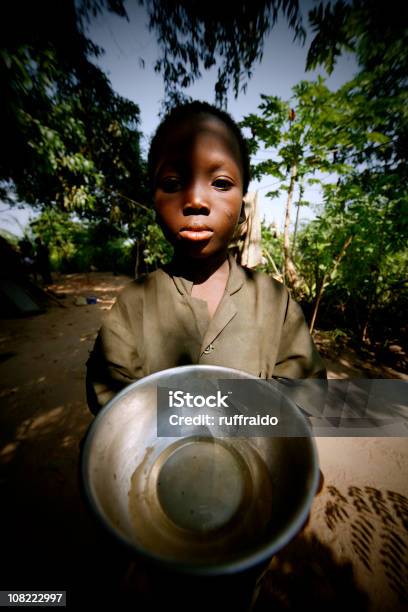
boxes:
[238,201,247,224]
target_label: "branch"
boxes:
[262,248,283,281]
[309,234,353,333]
[328,234,353,284]
[99,186,151,213]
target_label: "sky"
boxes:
[0,0,358,238]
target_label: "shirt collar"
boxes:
[164,251,245,297]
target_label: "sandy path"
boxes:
[253,437,408,611]
[0,272,407,610]
[0,273,133,607]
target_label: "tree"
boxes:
[0,0,148,223]
[295,207,353,334]
[259,220,284,282]
[140,0,305,109]
[303,0,408,340]
[245,70,407,343]
[28,206,173,275]
[241,78,353,288]
[297,182,407,345]
[307,0,408,181]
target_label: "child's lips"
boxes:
[179,226,214,241]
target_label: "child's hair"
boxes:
[147,100,251,196]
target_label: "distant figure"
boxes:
[18,238,37,282]
[35,237,53,285]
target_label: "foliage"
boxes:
[307,0,408,181]
[246,67,407,344]
[28,208,134,274]
[242,80,353,183]
[307,0,407,77]
[301,0,408,344]
[140,0,305,109]
[142,223,174,268]
[258,221,284,280]
[241,78,358,286]
[295,189,407,344]
[0,0,148,222]
[26,206,175,275]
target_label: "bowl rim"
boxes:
[81,364,320,576]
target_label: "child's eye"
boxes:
[159,177,182,192]
[213,178,233,190]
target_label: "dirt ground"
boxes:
[0,272,407,610]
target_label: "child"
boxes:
[86,101,326,414]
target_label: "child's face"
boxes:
[153,115,244,261]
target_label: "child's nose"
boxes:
[182,182,210,215]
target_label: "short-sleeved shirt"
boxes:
[86,253,326,414]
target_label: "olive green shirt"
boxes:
[86,253,326,414]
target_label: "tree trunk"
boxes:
[361,204,389,345]
[292,182,303,259]
[309,277,326,334]
[361,269,380,344]
[283,161,298,287]
[263,249,283,282]
[309,235,353,333]
[134,240,140,279]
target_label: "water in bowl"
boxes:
[128,436,274,565]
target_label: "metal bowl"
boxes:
[81,365,319,575]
